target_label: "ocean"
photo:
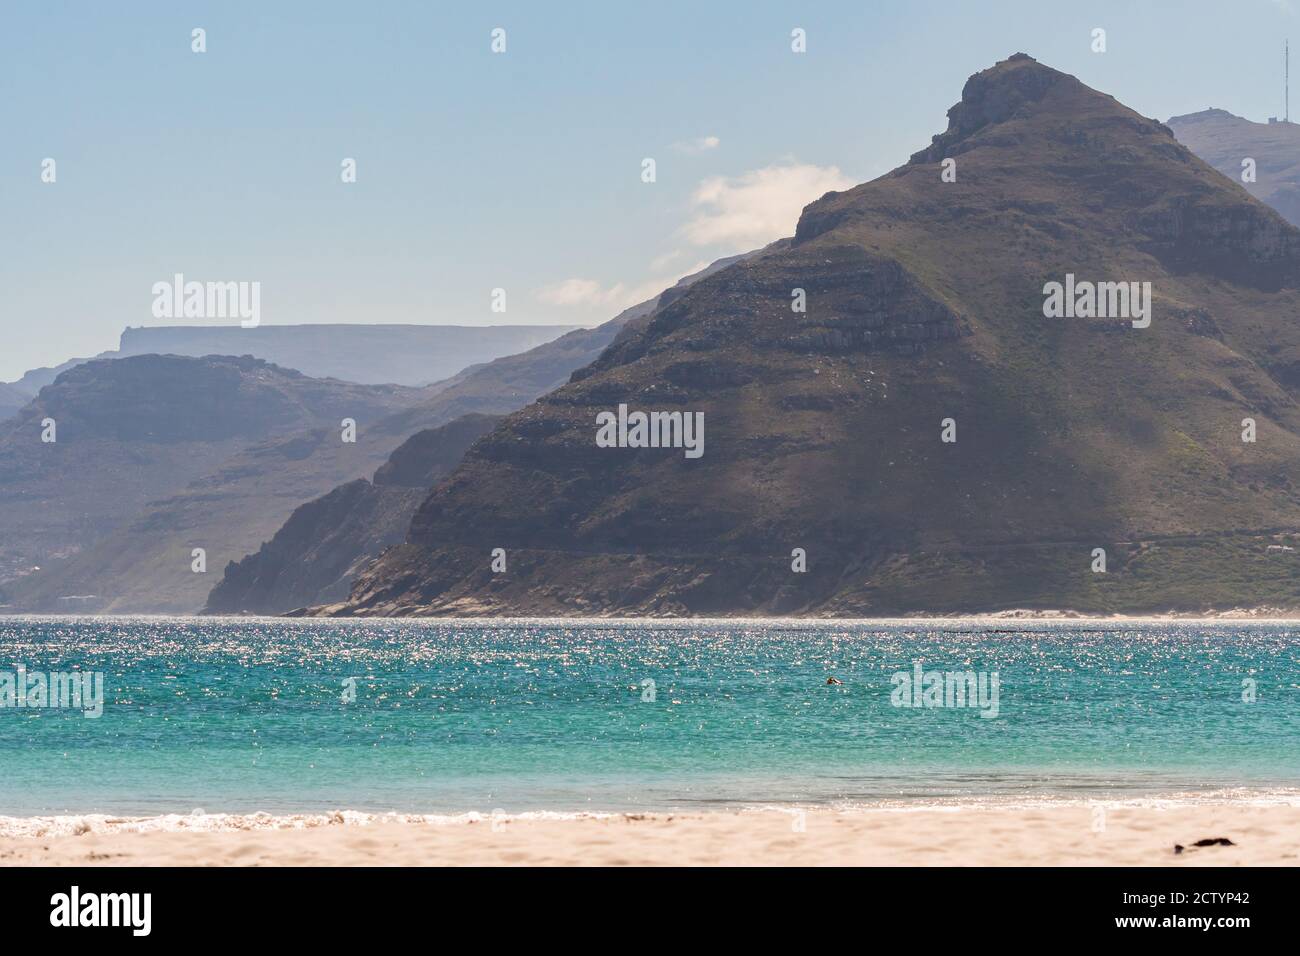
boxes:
[1,617,1297,825]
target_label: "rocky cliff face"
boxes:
[204,414,500,615]
[320,54,1300,617]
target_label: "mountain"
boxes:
[114,324,582,386]
[1169,109,1300,227]
[0,383,27,423]
[1,314,644,614]
[317,53,1300,618]
[202,252,766,616]
[0,354,424,609]
[2,277,681,613]
[203,414,501,614]
[3,323,581,396]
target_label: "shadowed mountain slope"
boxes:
[203,413,501,615]
[320,54,1300,617]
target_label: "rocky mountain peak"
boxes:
[908,53,1079,164]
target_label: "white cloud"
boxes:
[536,278,619,308]
[537,261,711,313]
[538,161,856,316]
[681,161,854,251]
[534,276,651,312]
[649,249,684,272]
[672,135,721,154]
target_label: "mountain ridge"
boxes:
[4,322,582,396]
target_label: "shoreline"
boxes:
[6,787,1300,837]
[4,611,1300,623]
[3,801,1297,866]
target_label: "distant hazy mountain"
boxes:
[1169,109,1300,226]
[4,323,581,396]
[0,354,424,610]
[4,358,106,398]
[204,414,501,615]
[318,54,1300,618]
[1,285,680,613]
[0,383,27,422]
[2,319,648,614]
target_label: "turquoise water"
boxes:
[0,617,1297,817]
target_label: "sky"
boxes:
[3,0,1299,381]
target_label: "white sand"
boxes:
[2,803,1296,866]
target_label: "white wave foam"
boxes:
[5,787,1300,837]
[0,807,629,838]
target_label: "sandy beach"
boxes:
[2,803,1296,866]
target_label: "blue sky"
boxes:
[3,0,1298,380]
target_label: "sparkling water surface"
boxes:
[0,617,1297,816]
